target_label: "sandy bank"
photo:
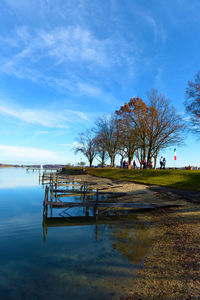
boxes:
[66,174,188,209]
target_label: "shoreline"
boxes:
[67,173,200,299]
[85,168,200,192]
[66,173,194,208]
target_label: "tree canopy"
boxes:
[74,129,96,167]
[75,89,185,168]
[185,71,200,135]
[116,90,184,167]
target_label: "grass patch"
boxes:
[86,168,200,191]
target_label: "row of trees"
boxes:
[75,74,200,168]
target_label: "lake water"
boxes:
[0,168,153,300]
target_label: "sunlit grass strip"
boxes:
[86,169,200,191]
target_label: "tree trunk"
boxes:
[128,152,134,165]
[89,157,93,167]
[140,151,143,169]
[101,151,105,167]
[110,155,115,167]
[153,155,157,169]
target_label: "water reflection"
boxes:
[0,167,39,188]
[109,222,152,264]
[42,214,152,264]
[0,167,154,300]
[41,172,153,265]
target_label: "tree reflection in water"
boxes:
[108,220,153,264]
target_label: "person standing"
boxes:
[133,160,136,169]
[160,156,163,169]
[149,159,153,169]
[123,160,126,169]
[163,157,166,169]
[142,158,146,169]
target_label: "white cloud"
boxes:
[35,130,49,134]
[77,82,102,97]
[0,25,109,69]
[64,109,89,121]
[0,25,141,96]
[128,3,167,43]
[0,144,66,164]
[0,101,90,127]
[38,26,108,66]
[0,103,67,127]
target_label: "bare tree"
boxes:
[185,71,200,136]
[74,129,96,167]
[95,115,121,167]
[117,147,126,167]
[93,134,109,167]
[147,89,185,166]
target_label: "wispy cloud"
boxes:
[0,100,90,127]
[0,25,109,72]
[0,144,66,164]
[0,103,67,127]
[64,109,89,121]
[35,130,49,135]
[129,4,167,43]
[0,24,141,98]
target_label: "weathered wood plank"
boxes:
[48,201,156,209]
[53,189,126,196]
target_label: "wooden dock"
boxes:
[41,172,185,242]
[41,172,183,220]
[42,181,156,220]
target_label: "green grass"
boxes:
[86,168,200,191]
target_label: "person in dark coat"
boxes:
[123,160,126,169]
[142,158,146,169]
[133,160,136,169]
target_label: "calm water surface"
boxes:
[0,168,153,300]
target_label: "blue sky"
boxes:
[0,0,200,166]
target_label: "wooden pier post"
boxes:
[50,174,52,188]
[43,185,49,218]
[50,187,54,201]
[55,182,57,200]
[94,188,99,216]
[42,173,44,185]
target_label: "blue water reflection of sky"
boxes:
[0,167,40,189]
[0,167,152,300]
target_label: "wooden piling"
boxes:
[95,189,99,216]
[43,185,49,217]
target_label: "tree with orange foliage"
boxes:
[116,90,184,168]
[116,100,141,165]
[116,97,150,167]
